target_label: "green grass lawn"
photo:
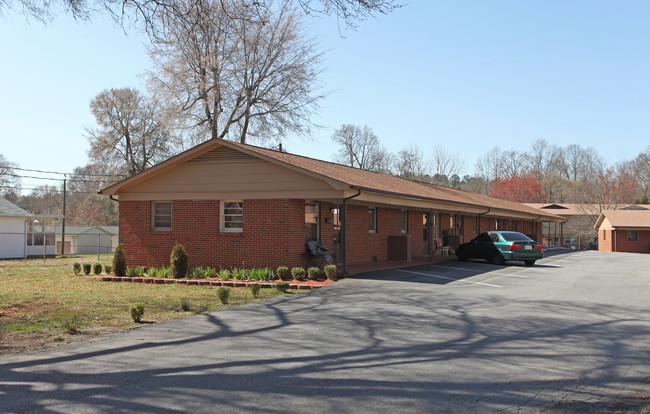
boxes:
[0,255,284,355]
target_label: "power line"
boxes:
[1,185,100,195]
[12,167,126,178]
[5,173,119,184]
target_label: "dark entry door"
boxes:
[423,213,430,255]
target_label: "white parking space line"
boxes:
[429,264,483,273]
[397,269,502,288]
[430,264,529,278]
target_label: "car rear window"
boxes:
[499,232,533,242]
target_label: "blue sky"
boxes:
[1,1,649,191]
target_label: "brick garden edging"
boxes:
[96,276,324,290]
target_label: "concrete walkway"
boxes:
[2,250,649,413]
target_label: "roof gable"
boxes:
[0,197,31,218]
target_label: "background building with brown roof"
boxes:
[594,209,650,253]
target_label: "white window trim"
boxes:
[401,210,408,233]
[152,201,172,231]
[220,200,243,233]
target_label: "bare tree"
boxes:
[627,146,650,202]
[0,153,20,197]
[1,0,400,33]
[499,149,529,179]
[430,145,465,183]
[331,124,390,171]
[394,144,428,180]
[474,147,503,194]
[86,88,176,176]
[148,0,323,145]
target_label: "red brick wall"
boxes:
[119,199,310,270]
[599,229,650,253]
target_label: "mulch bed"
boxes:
[91,276,336,290]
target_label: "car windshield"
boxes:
[498,232,533,242]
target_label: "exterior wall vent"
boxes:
[187,146,256,163]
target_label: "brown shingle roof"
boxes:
[227,141,563,220]
[595,210,650,229]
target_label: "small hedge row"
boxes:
[105,243,339,281]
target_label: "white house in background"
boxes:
[55,225,118,255]
[0,197,60,259]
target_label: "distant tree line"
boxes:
[330,124,650,210]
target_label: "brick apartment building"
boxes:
[100,139,564,273]
[595,209,650,253]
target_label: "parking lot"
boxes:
[2,250,650,413]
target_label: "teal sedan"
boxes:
[455,231,544,266]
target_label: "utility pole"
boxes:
[61,175,66,256]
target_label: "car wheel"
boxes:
[491,253,505,266]
[524,260,536,266]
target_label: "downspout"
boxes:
[110,195,119,202]
[342,189,362,275]
[477,208,490,233]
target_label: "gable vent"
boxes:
[187,146,256,163]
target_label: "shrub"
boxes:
[275,282,290,293]
[203,267,217,278]
[129,303,145,323]
[291,267,305,280]
[113,244,127,277]
[72,262,81,275]
[189,267,205,279]
[93,263,103,275]
[82,264,92,275]
[324,264,337,280]
[247,268,262,281]
[249,283,261,297]
[218,269,231,281]
[217,287,230,304]
[127,267,139,277]
[180,298,192,312]
[104,264,113,274]
[276,266,291,281]
[307,267,320,280]
[155,267,170,278]
[231,268,245,280]
[170,243,189,278]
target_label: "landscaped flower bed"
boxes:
[86,243,340,290]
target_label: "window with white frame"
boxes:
[628,231,638,242]
[153,201,172,231]
[401,210,408,233]
[221,201,243,232]
[369,207,376,233]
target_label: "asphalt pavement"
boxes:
[2,249,649,413]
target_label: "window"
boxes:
[221,201,243,232]
[369,207,376,233]
[401,210,408,233]
[603,231,606,241]
[628,231,638,242]
[26,219,55,246]
[305,202,319,241]
[153,202,172,231]
[472,216,477,234]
